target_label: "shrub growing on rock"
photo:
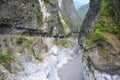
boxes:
[16,37,26,44]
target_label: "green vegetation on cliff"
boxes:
[87,0,120,46]
[55,39,71,48]
[84,0,120,74]
[36,56,43,62]
[16,37,26,44]
[0,55,13,64]
[44,0,56,5]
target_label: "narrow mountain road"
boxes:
[58,53,84,80]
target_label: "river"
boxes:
[11,39,85,80]
[58,50,84,80]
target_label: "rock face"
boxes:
[0,65,13,80]
[0,36,79,80]
[0,0,42,35]
[78,0,120,80]
[83,58,120,80]
[59,0,81,32]
[0,0,81,37]
[78,0,102,45]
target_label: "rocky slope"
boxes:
[0,36,80,80]
[79,0,120,80]
[0,0,81,37]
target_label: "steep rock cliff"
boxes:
[0,0,42,35]
[78,0,102,45]
[0,0,81,37]
[59,0,81,32]
[78,0,120,80]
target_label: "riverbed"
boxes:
[58,51,84,80]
